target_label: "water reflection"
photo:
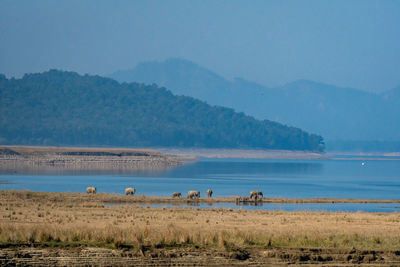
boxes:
[162,159,323,178]
[1,158,399,200]
[0,163,173,176]
[0,158,322,177]
[237,201,263,207]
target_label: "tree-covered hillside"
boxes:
[0,70,324,151]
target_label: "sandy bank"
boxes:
[0,146,190,173]
[158,147,327,159]
[1,190,399,204]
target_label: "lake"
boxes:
[1,157,399,212]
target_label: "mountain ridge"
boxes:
[109,58,400,143]
[0,69,324,151]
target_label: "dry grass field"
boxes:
[1,190,400,265]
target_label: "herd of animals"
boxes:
[85,187,264,200]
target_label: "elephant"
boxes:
[86,187,96,194]
[125,187,136,195]
[172,192,182,198]
[187,190,200,199]
[206,189,213,198]
[249,190,263,200]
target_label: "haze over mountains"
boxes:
[0,70,324,151]
[110,58,400,151]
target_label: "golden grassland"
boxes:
[1,190,400,252]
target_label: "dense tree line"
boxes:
[0,70,324,151]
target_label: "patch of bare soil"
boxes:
[1,247,400,266]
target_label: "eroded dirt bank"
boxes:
[2,246,399,266]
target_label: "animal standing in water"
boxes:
[125,187,136,195]
[172,192,182,198]
[206,189,213,198]
[249,190,263,200]
[187,190,200,199]
[86,187,96,194]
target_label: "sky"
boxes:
[1,0,400,93]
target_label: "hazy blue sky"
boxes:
[1,0,400,92]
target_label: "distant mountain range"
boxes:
[110,58,400,151]
[0,70,324,151]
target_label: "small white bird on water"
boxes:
[361,162,365,166]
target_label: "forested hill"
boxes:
[0,70,324,151]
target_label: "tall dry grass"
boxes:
[1,190,400,251]
[2,221,400,251]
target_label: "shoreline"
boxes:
[158,147,327,159]
[0,145,189,173]
[2,145,400,164]
[1,190,399,204]
[158,147,400,160]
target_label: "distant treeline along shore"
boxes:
[0,70,324,151]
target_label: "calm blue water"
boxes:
[134,203,400,213]
[1,158,399,212]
